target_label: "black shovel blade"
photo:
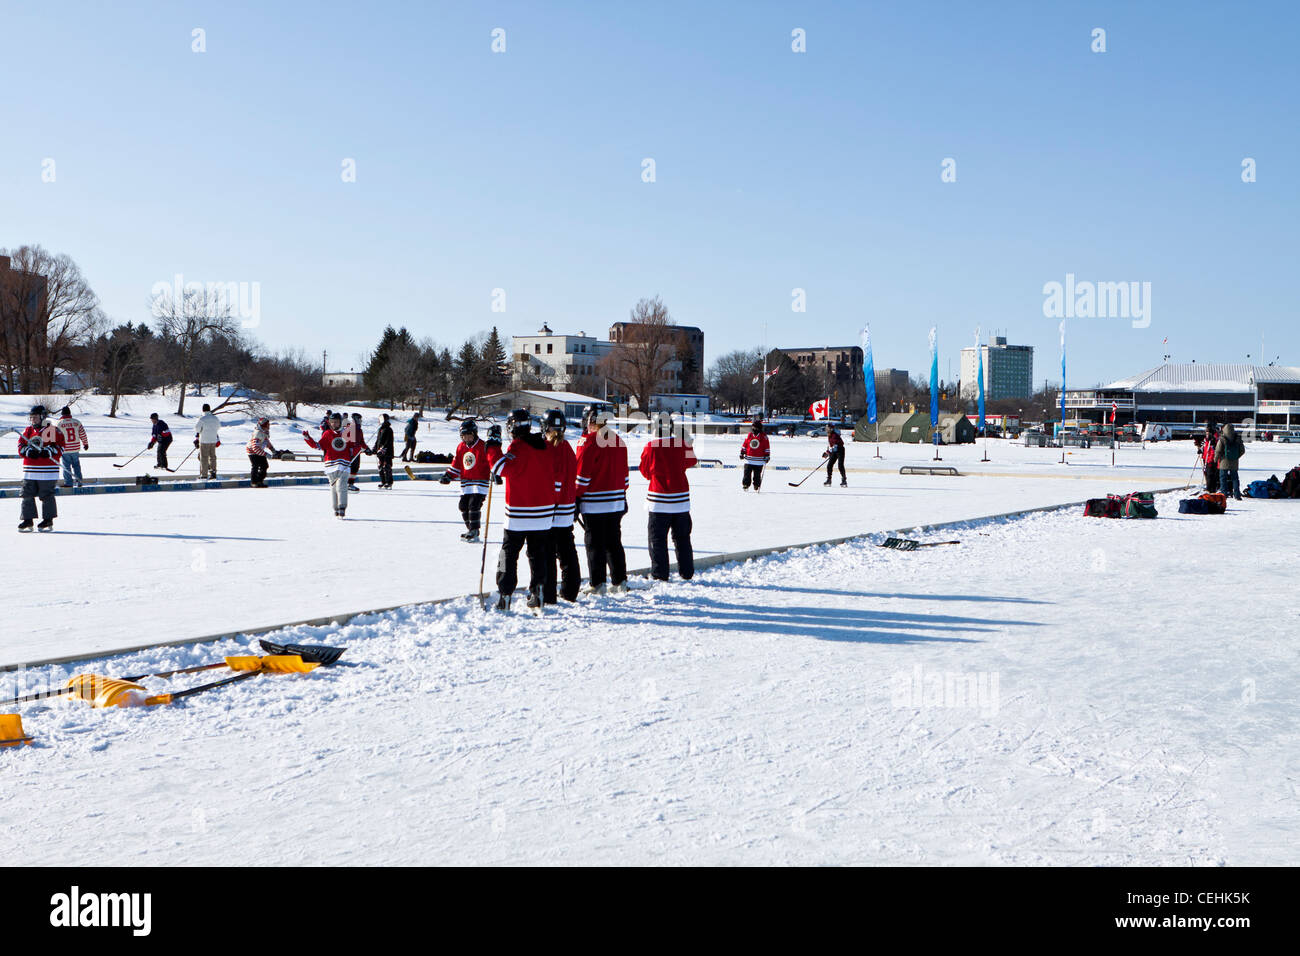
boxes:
[258,640,347,666]
[879,538,919,551]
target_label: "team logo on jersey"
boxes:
[748,438,761,450]
[331,437,346,452]
[462,451,477,470]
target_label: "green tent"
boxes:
[936,412,977,444]
[858,410,931,443]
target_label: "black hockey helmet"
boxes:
[328,411,343,425]
[543,409,566,434]
[487,424,502,443]
[650,410,674,438]
[459,419,479,439]
[29,404,47,422]
[581,404,611,430]
[508,408,532,436]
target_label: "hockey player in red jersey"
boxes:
[17,405,64,532]
[543,409,581,603]
[491,409,556,611]
[575,404,629,594]
[823,422,847,486]
[302,411,362,517]
[740,415,770,491]
[440,419,492,541]
[639,411,696,581]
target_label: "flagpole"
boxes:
[761,323,768,419]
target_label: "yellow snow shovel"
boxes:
[0,713,33,747]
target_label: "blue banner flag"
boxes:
[928,327,939,428]
[1059,321,1066,428]
[975,327,985,433]
[861,326,877,425]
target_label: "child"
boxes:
[302,412,361,517]
[740,416,770,491]
[440,420,491,541]
[246,417,277,487]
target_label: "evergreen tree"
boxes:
[481,326,509,389]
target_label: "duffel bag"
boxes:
[1121,493,1158,518]
[1084,497,1120,518]
[1245,480,1271,498]
[1179,498,1211,515]
[1198,492,1227,514]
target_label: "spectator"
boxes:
[401,412,421,462]
[1215,423,1245,500]
[194,404,222,479]
[56,406,88,488]
[373,414,395,488]
[245,417,277,487]
[1201,424,1219,493]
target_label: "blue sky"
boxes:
[3,0,1296,387]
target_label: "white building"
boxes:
[323,371,364,388]
[510,324,613,393]
[960,336,1034,401]
[648,393,711,414]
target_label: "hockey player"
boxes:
[17,405,64,532]
[441,420,491,541]
[486,424,503,484]
[575,405,629,594]
[823,422,847,486]
[740,415,770,491]
[491,409,555,611]
[246,417,277,487]
[56,406,89,487]
[373,414,395,488]
[302,412,361,517]
[347,413,371,492]
[639,411,696,581]
[543,409,581,603]
[147,413,173,469]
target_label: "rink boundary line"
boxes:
[2,484,1187,673]
[0,468,447,496]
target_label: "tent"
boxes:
[936,412,977,444]
[858,410,931,443]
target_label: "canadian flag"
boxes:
[809,398,829,421]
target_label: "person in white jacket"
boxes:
[194,404,222,479]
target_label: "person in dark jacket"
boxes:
[1215,423,1244,500]
[1200,424,1219,493]
[401,412,421,462]
[373,414,395,488]
[147,413,173,469]
[347,412,371,491]
[823,423,847,487]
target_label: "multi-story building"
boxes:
[510,324,613,394]
[0,254,50,394]
[874,368,910,392]
[609,322,704,394]
[776,345,867,411]
[960,336,1034,400]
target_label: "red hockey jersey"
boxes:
[550,439,578,528]
[447,439,491,495]
[575,429,630,514]
[492,436,556,530]
[741,431,770,466]
[303,427,360,472]
[639,437,697,513]
[18,424,64,482]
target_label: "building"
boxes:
[1064,363,1300,434]
[960,336,1033,401]
[0,254,50,394]
[474,388,606,422]
[648,393,711,415]
[777,345,867,412]
[874,368,910,392]
[609,322,704,394]
[323,371,364,388]
[510,324,613,395]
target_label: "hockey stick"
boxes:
[112,446,149,469]
[478,479,495,610]
[878,538,961,551]
[162,447,197,473]
[1186,449,1203,489]
[787,461,825,487]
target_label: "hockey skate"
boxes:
[18,519,33,533]
[37,518,54,532]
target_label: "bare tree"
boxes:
[705,348,763,413]
[0,245,103,393]
[152,285,239,415]
[598,296,683,412]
